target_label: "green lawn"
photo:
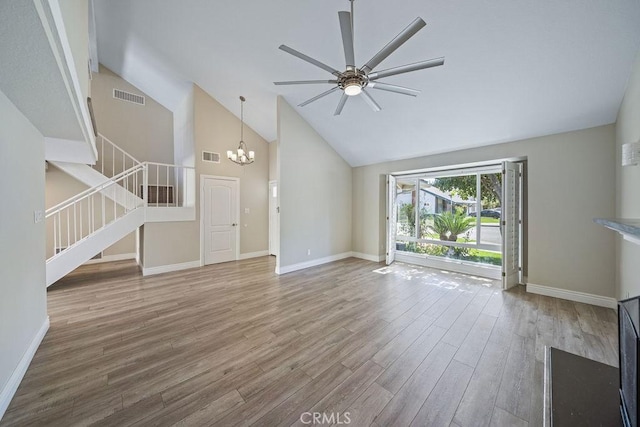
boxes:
[468,249,502,265]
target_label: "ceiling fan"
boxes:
[274,0,444,116]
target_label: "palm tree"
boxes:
[431,212,475,242]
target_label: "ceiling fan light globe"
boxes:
[344,84,362,96]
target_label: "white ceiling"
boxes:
[94,0,640,167]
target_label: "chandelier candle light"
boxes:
[227,96,255,165]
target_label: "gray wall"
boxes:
[44,65,177,261]
[140,85,271,269]
[195,85,270,256]
[277,97,352,269]
[58,0,90,102]
[91,65,174,164]
[0,90,47,409]
[616,49,640,299]
[353,125,617,298]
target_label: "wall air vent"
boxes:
[202,151,221,163]
[113,89,145,106]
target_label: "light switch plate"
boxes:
[34,210,43,223]
[244,208,250,214]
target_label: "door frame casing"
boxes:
[199,174,240,266]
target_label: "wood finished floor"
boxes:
[2,257,618,427]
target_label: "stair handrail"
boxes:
[46,163,145,217]
[96,133,141,177]
[143,161,196,208]
[46,162,146,263]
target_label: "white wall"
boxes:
[269,140,277,182]
[277,97,352,270]
[173,87,195,176]
[353,125,617,298]
[0,90,48,417]
[616,49,640,299]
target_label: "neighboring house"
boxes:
[397,186,476,215]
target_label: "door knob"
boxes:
[232,223,237,226]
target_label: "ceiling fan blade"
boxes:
[338,11,356,69]
[298,87,339,107]
[368,81,420,97]
[361,17,426,74]
[274,80,338,85]
[279,45,341,76]
[368,57,445,80]
[334,93,349,116]
[360,89,381,112]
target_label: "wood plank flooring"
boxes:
[1,257,618,426]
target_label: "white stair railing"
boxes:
[143,162,196,208]
[95,134,141,178]
[47,134,197,262]
[46,164,145,261]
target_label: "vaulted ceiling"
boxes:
[94,0,640,166]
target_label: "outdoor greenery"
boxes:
[434,174,502,209]
[399,241,502,266]
[398,202,417,236]
[430,212,475,241]
[395,174,504,267]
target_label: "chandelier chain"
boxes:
[240,96,244,142]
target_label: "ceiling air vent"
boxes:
[202,151,221,163]
[113,89,145,106]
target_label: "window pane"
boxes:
[479,173,502,246]
[396,178,417,237]
[422,175,476,241]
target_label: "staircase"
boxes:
[45,134,195,286]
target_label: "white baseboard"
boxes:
[142,260,201,277]
[277,251,354,275]
[239,250,270,260]
[526,283,617,309]
[84,252,136,265]
[351,252,385,262]
[0,316,49,420]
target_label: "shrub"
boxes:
[430,212,475,241]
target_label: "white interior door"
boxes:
[203,177,238,265]
[269,181,279,257]
[502,161,521,289]
[386,175,397,265]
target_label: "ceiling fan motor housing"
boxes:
[338,69,369,92]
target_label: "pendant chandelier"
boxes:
[227,96,255,166]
